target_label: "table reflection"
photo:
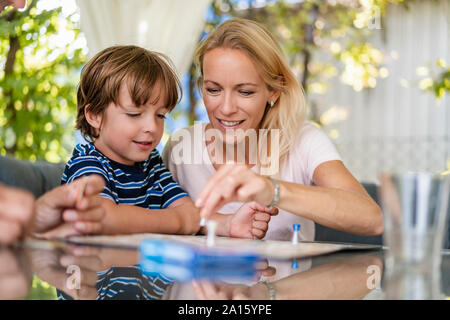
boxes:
[1,240,448,300]
[185,254,383,300]
[26,240,383,300]
[0,247,32,299]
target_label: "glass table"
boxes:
[1,238,449,301]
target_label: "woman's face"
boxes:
[202,47,277,144]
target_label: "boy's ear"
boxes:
[84,104,103,130]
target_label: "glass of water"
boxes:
[378,172,450,271]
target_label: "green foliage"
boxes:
[0,0,86,162]
[201,0,447,125]
[417,59,450,101]
[24,275,57,300]
[208,0,408,95]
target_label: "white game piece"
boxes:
[199,217,206,227]
[206,220,218,247]
[292,224,300,245]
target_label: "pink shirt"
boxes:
[162,121,341,241]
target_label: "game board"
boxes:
[63,233,380,260]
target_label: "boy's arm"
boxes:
[99,197,242,237]
[100,197,202,235]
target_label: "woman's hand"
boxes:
[196,164,276,219]
[228,201,278,239]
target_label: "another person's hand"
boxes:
[0,248,32,299]
[30,245,102,300]
[33,175,105,238]
[31,244,139,300]
[228,201,278,239]
[196,164,275,219]
[0,184,35,244]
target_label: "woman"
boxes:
[163,18,383,241]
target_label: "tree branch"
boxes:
[1,0,37,155]
[188,63,198,126]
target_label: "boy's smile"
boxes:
[87,81,167,166]
[133,140,154,151]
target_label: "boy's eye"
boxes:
[157,114,167,120]
[126,113,141,118]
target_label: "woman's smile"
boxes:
[217,118,245,129]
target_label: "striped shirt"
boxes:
[58,265,174,300]
[61,143,189,209]
[59,143,186,300]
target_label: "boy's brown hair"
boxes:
[76,45,181,142]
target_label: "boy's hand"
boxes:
[227,201,278,239]
[34,175,105,237]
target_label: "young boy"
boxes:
[62,45,277,238]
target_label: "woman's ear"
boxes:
[268,75,283,106]
[269,90,281,106]
[84,104,103,130]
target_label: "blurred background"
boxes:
[0,0,449,299]
[1,0,449,183]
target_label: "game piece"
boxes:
[206,220,218,247]
[292,224,301,245]
[199,217,206,227]
[139,239,260,281]
[66,232,367,260]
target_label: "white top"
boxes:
[162,121,342,241]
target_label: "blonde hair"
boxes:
[194,18,306,165]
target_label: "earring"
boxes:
[270,101,274,108]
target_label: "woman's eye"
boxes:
[126,113,141,118]
[240,90,254,96]
[206,88,220,94]
[157,114,167,119]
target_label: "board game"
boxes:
[62,233,380,260]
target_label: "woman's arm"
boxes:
[196,161,383,236]
[278,160,383,236]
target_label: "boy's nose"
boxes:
[142,115,157,133]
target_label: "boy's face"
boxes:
[88,81,168,165]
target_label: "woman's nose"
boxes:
[220,94,238,115]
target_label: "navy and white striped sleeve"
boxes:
[151,153,189,209]
[61,155,115,202]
